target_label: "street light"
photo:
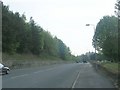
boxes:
[86,24,98,70]
[86,24,97,62]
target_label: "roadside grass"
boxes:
[99,62,119,89]
[91,60,119,88]
[2,53,72,69]
[2,53,62,61]
[100,62,119,74]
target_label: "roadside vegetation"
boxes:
[2,3,77,64]
[2,2,79,69]
[2,53,74,69]
[100,62,119,74]
[98,62,119,88]
[78,0,119,68]
[92,1,119,82]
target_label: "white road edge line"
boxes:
[71,70,81,89]
[11,74,28,79]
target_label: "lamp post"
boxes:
[86,24,98,70]
[86,24,97,63]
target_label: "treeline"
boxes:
[76,1,120,63]
[93,16,118,62]
[92,1,120,62]
[75,15,119,62]
[76,52,109,63]
[2,4,72,60]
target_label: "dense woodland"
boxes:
[2,3,73,60]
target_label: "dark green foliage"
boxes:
[2,6,20,54]
[2,4,72,60]
[57,39,71,60]
[93,16,118,62]
[115,0,120,62]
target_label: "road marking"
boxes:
[71,70,81,89]
[33,68,55,74]
[11,74,28,79]
[10,67,56,79]
[33,71,41,74]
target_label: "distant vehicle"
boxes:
[0,63,10,75]
[76,61,79,63]
[83,61,87,63]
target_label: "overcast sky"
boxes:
[3,0,116,55]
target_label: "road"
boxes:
[2,62,115,88]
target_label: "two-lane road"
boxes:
[2,62,114,88]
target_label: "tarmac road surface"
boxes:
[2,62,115,88]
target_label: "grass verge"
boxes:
[98,62,119,89]
[100,62,119,74]
[2,53,73,69]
